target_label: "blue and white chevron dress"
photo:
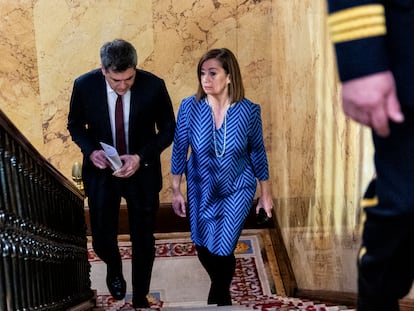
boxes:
[171,95,269,256]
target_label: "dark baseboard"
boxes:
[84,199,274,235]
[295,289,414,311]
[295,289,356,308]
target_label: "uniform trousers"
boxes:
[358,108,414,310]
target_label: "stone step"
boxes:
[162,306,252,311]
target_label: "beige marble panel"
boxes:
[285,226,361,292]
[0,2,43,150]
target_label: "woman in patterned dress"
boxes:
[171,48,273,306]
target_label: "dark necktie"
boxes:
[115,94,126,155]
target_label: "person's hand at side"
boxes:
[172,191,186,217]
[256,180,273,218]
[171,174,186,217]
[256,195,273,219]
[341,71,404,137]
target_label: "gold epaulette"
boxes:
[328,4,386,43]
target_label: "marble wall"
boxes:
[2,0,398,298]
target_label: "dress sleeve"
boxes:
[171,97,191,175]
[326,0,389,81]
[248,104,269,181]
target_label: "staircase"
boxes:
[88,231,356,311]
[92,294,356,310]
[162,307,251,311]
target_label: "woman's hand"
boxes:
[171,174,186,217]
[256,195,273,219]
[257,180,273,218]
[172,191,186,217]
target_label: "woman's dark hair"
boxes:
[196,48,245,102]
[100,39,137,72]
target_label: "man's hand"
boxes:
[112,154,141,178]
[341,71,404,137]
[90,150,110,169]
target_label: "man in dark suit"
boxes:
[67,39,175,308]
[327,1,414,310]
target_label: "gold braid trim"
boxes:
[360,197,378,208]
[328,4,386,43]
[358,246,367,262]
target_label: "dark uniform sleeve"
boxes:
[327,0,389,82]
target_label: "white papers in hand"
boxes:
[100,142,123,171]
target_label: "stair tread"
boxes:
[162,306,251,311]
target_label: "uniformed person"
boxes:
[327,1,414,310]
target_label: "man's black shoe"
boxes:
[106,274,126,300]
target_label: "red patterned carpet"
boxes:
[88,232,355,311]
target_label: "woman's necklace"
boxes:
[207,98,229,158]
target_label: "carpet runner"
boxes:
[88,232,355,311]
